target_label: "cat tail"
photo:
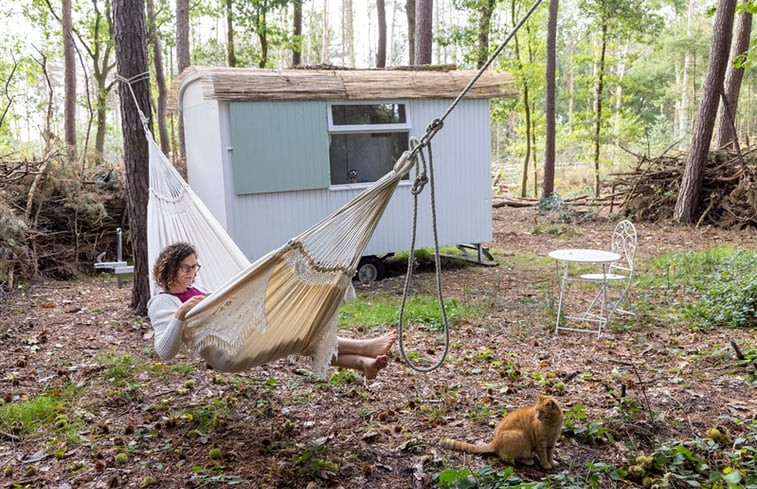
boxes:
[440,438,494,454]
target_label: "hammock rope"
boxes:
[395,0,544,371]
[117,72,152,134]
[397,137,451,372]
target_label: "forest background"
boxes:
[0,0,755,292]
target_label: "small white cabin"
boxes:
[177,66,516,280]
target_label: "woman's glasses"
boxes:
[179,263,202,274]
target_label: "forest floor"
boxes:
[0,205,755,489]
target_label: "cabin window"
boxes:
[327,103,410,185]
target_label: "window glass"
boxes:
[328,103,410,185]
[331,104,406,125]
[329,132,408,184]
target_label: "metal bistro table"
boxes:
[548,248,621,337]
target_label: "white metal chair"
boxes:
[579,219,637,326]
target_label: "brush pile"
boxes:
[0,151,128,289]
[609,146,757,228]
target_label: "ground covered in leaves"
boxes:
[1,206,755,489]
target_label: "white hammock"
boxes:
[147,131,415,376]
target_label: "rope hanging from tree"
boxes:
[396,0,544,372]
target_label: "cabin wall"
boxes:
[181,81,232,229]
[218,98,492,261]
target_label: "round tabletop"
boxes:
[548,248,620,264]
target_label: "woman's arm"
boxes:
[147,294,185,360]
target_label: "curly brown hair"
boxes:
[153,242,197,291]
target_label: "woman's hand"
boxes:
[175,295,206,321]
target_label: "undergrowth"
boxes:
[642,247,757,329]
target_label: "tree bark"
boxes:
[376,0,387,67]
[113,0,152,314]
[674,0,737,224]
[542,0,558,199]
[176,0,190,161]
[256,13,269,68]
[512,1,530,198]
[292,0,302,66]
[716,8,752,149]
[591,21,608,198]
[414,0,432,64]
[63,0,77,161]
[678,0,694,144]
[146,0,170,155]
[321,0,329,64]
[342,0,355,66]
[406,0,415,64]
[476,0,494,69]
[226,0,236,67]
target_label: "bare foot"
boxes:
[360,331,397,357]
[362,354,389,380]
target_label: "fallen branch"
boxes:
[730,340,745,361]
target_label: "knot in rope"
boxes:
[411,174,428,195]
[409,136,429,195]
[420,118,443,147]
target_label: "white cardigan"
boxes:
[146,293,186,360]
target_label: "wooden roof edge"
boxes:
[171,65,516,109]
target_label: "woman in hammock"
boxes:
[147,242,397,379]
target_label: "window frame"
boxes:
[326,101,412,188]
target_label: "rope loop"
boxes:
[116,72,152,136]
[410,137,429,195]
[397,0,544,373]
[397,136,450,373]
[411,174,428,195]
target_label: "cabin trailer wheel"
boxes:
[356,256,386,284]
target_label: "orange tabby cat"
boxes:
[440,395,563,469]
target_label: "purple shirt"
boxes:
[169,287,205,303]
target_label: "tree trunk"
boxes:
[674,0,737,224]
[376,0,387,67]
[511,0,530,198]
[176,0,190,161]
[292,0,302,66]
[567,35,575,130]
[591,21,608,198]
[226,0,236,67]
[146,0,170,155]
[257,11,269,68]
[475,0,494,69]
[113,0,152,314]
[95,90,108,162]
[611,42,629,162]
[414,0,432,64]
[542,0,558,199]
[716,8,752,149]
[63,0,77,161]
[93,0,115,165]
[406,0,415,64]
[341,0,355,66]
[678,0,694,144]
[321,0,329,64]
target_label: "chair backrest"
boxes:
[610,220,637,275]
